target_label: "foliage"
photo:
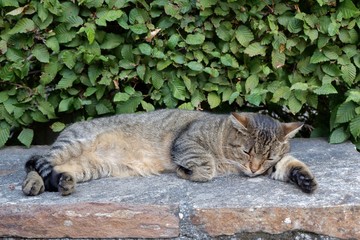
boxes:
[0,0,360,148]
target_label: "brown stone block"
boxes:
[0,203,179,238]
[191,205,360,239]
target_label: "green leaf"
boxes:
[121,45,134,61]
[95,100,114,115]
[310,50,329,63]
[339,29,359,44]
[215,21,233,41]
[119,59,136,69]
[204,67,219,77]
[220,54,239,68]
[55,24,76,43]
[235,26,254,47]
[79,23,96,44]
[185,33,205,45]
[56,70,77,89]
[45,37,60,53]
[58,97,74,112]
[40,61,58,85]
[51,122,66,132]
[0,0,19,7]
[341,64,356,85]
[297,57,316,75]
[84,87,97,97]
[157,60,172,71]
[291,82,308,91]
[88,65,102,86]
[136,65,146,80]
[169,78,186,100]
[141,100,155,112]
[208,92,221,109]
[197,0,218,9]
[60,50,76,69]
[9,18,35,34]
[288,18,302,33]
[100,33,123,49]
[272,86,291,103]
[6,48,23,62]
[329,127,350,144]
[288,94,302,113]
[321,64,342,77]
[350,115,360,138]
[304,29,318,42]
[245,92,262,106]
[138,43,152,55]
[96,9,123,26]
[187,61,204,71]
[0,91,9,103]
[271,50,285,69]
[0,124,10,148]
[178,102,194,110]
[116,96,142,113]
[245,75,259,93]
[244,42,266,57]
[129,24,148,34]
[313,84,338,95]
[17,128,34,147]
[346,90,360,103]
[114,92,130,102]
[167,34,180,50]
[338,0,360,19]
[151,71,164,89]
[336,101,356,123]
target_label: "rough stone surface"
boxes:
[0,139,359,239]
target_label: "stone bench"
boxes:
[0,138,359,239]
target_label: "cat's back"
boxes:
[61,109,209,141]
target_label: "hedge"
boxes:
[0,0,359,149]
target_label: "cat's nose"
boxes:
[250,164,260,173]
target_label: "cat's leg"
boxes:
[269,155,317,193]
[171,138,216,182]
[22,154,76,196]
[22,171,45,196]
[176,157,216,182]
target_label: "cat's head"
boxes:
[228,112,303,177]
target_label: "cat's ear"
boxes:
[282,122,303,139]
[230,112,249,131]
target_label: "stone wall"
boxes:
[0,139,359,239]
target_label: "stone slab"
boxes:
[0,139,359,239]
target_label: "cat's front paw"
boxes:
[58,172,76,196]
[289,167,317,193]
[22,171,45,196]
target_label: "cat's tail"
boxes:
[23,154,60,193]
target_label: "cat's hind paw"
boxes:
[22,171,45,196]
[58,172,76,196]
[289,167,317,193]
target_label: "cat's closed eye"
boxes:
[242,149,250,155]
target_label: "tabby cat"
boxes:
[22,109,317,196]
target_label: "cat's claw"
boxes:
[289,167,317,193]
[22,171,45,196]
[58,172,76,196]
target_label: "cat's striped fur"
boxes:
[22,109,317,196]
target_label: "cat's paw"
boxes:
[176,165,214,182]
[289,167,317,193]
[22,171,45,196]
[58,172,76,196]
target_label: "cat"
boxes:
[22,109,317,196]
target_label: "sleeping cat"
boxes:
[22,109,317,196]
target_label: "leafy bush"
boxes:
[0,0,359,148]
